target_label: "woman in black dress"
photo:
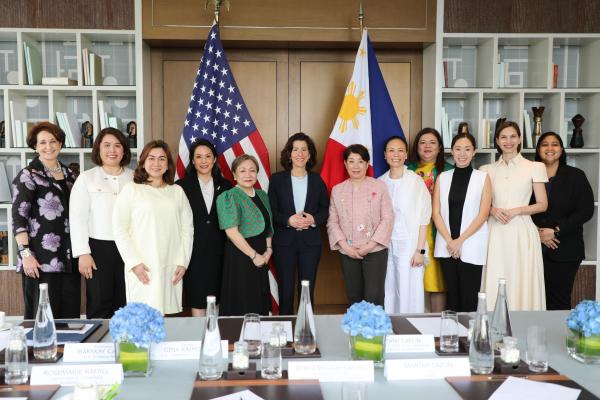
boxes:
[532,131,594,310]
[176,139,231,316]
[217,154,273,316]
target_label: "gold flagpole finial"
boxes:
[205,0,231,28]
[358,1,365,33]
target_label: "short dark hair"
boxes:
[451,132,477,149]
[409,127,445,174]
[27,121,65,149]
[185,139,222,178]
[280,132,317,171]
[134,140,176,185]
[91,128,132,167]
[231,154,259,174]
[383,135,408,152]
[494,120,521,154]
[343,144,370,162]
[535,131,567,165]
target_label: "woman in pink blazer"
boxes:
[327,144,394,306]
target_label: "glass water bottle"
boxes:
[33,283,57,360]
[199,296,223,380]
[469,292,494,374]
[293,280,317,355]
[5,326,29,384]
[490,278,512,352]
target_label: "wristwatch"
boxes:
[419,248,426,255]
[18,244,31,258]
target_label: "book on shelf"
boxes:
[82,48,90,85]
[523,109,532,149]
[55,112,79,148]
[108,115,122,130]
[23,42,43,85]
[98,100,107,129]
[89,52,102,85]
[0,163,12,203]
[443,61,449,88]
[42,77,77,86]
[552,63,558,89]
[481,118,491,148]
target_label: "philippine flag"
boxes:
[320,30,405,194]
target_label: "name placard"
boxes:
[63,343,116,363]
[30,364,123,386]
[288,361,374,382]
[150,340,228,360]
[385,334,435,353]
[384,358,471,380]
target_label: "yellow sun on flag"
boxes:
[338,81,366,133]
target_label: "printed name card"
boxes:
[385,334,435,353]
[150,340,228,360]
[63,343,116,362]
[30,363,123,386]
[384,358,471,380]
[288,361,374,382]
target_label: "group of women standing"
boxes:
[12,119,592,319]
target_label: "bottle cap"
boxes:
[478,292,486,299]
[301,280,309,287]
[206,295,216,303]
[499,278,506,285]
[39,283,48,290]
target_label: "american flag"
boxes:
[176,24,279,313]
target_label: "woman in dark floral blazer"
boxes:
[12,121,80,319]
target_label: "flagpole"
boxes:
[358,1,365,33]
[205,0,230,29]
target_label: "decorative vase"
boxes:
[570,113,585,148]
[349,334,385,367]
[567,330,600,365]
[116,341,152,376]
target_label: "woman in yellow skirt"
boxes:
[408,128,453,312]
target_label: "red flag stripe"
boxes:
[248,131,271,176]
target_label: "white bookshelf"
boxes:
[0,0,149,271]
[425,1,600,300]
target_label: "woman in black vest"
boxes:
[268,133,329,315]
[532,132,594,310]
[176,139,231,316]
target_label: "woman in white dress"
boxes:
[481,121,548,311]
[379,136,431,313]
[113,140,194,315]
[432,133,491,312]
[70,128,134,318]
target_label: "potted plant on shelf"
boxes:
[566,300,600,365]
[109,303,166,376]
[341,301,392,367]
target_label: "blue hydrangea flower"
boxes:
[110,303,166,348]
[567,300,600,337]
[341,301,392,339]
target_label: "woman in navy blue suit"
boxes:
[268,133,329,315]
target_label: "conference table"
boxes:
[17,311,600,399]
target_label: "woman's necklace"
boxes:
[43,163,61,174]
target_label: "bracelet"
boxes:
[266,246,272,249]
[251,252,257,260]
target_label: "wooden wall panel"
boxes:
[0,271,24,315]
[572,265,597,305]
[0,0,134,30]
[444,0,600,33]
[155,49,288,174]
[143,0,436,45]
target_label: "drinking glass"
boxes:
[341,382,366,400]
[440,310,459,352]
[241,313,262,356]
[4,326,29,384]
[260,343,282,379]
[526,325,548,372]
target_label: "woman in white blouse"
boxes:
[69,128,133,318]
[112,140,194,315]
[379,136,431,313]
